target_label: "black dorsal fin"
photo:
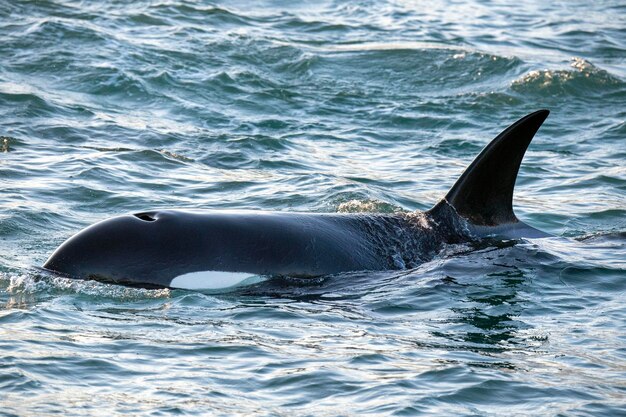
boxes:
[440,110,549,226]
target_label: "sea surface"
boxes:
[1,1,625,415]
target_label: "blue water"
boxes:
[1,0,625,415]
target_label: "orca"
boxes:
[43,110,551,289]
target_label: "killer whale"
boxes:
[44,110,550,289]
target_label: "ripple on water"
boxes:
[1,0,625,415]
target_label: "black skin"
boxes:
[44,110,552,288]
[43,202,470,288]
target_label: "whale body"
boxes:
[44,110,551,289]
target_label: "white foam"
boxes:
[169,270,265,290]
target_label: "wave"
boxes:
[511,58,623,96]
[1,270,170,302]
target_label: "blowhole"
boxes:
[134,212,156,222]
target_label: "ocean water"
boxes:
[1,0,625,415]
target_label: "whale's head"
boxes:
[43,211,188,288]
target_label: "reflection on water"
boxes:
[1,0,625,414]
